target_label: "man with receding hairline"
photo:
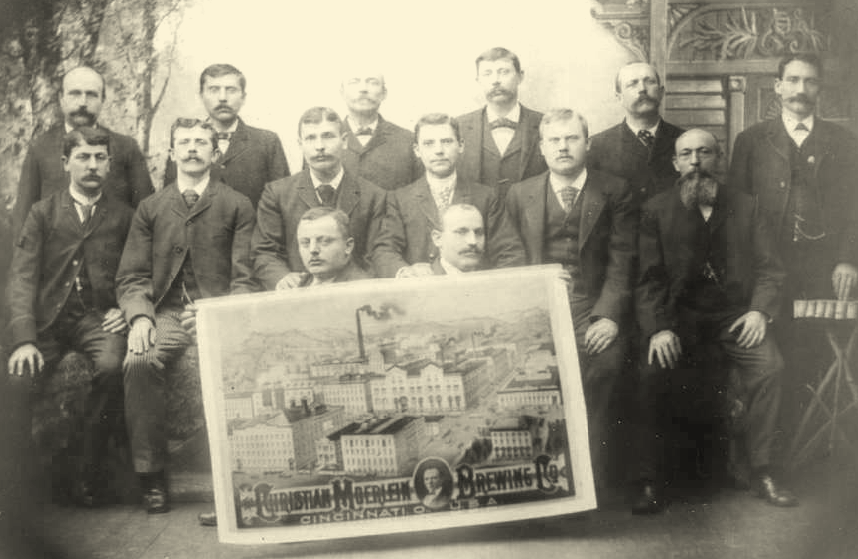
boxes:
[163,63,290,207]
[589,62,684,203]
[456,47,547,199]
[430,204,487,274]
[634,128,796,514]
[14,66,153,235]
[338,69,421,191]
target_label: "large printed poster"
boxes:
[195,266,596,544]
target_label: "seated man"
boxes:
[293,207,373,286]
[430,204,486,275]
[633,129,797,514]
[116,118,256,514]
[7,128,133,507]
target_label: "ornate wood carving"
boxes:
[591,0,651,62]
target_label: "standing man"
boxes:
[430,204,487,275]
[339,70,421,191]
[7,128,133,507]
[13,66,153,234]
[589,62,684,203]
[728,54,858,430]
[252,107,386,290]
[372,113,524,278]
[634,129,796,513]
[164,64,290,208]
[457,47,547,199]
[505,108,637,485]
[117,118,256,514]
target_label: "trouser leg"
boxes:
[123,309,191,474]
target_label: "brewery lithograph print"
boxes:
[195,266,596,544]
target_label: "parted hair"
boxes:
[199,63,246,93]
[414,113,462,143]
[299,206,351,240]
[539,108,590,140]
[475,47,521,74]
[169,118,218,149]
[298,107,343,137]
[777,53,823,80]
[63,127,110,158]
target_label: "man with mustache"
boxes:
[633,128,796,514]
[116,118,256,514]
[371,113,524,278]
[13,66,153,235]
[163,64,290,208]
[589,62,684,203]
[7,128,133,507]
[337,68,421,191]
[430,204,486,274]
[253,107,386,289]
[456,47,547,200]
[728,54,858,435]
[505,108,637,489]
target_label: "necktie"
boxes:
[355,127,373,136]
[436,185,454,215]
[795,123,809,132]
[637,129,655,150]
[217,132,232,141]
[317,184,336,206]
[78,203,94,227]
[183,190,200,209]
[490,117,517,130]
[561,186,579,213]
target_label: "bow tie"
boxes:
[217,132,232,141]
[490,118,517,130]
[795,123,809,132]
[355,127,373,136]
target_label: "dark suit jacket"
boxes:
[116,180,256,321]
[589,119,684,203]
[340,115,421,191]
[8,190,134,347]
[506,170,638,323]
[636,185,785,339]
[728,118,858,270]
[371,176,525,278]
[252,170,387,290]
[14,124,153,234]
[164,119,290,208]
[297,260,373,287]
[456,105,547,189]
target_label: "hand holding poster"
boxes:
[195,266,595,544]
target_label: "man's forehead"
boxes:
[70,144,108,155]
[478,58,517,71]
[543,118,584,136]
[298,217,341,237]
[782,60,819,78]
[619,63,657,83]
[63,68,103,90]
[676,130,716,151]
[343,72,385,84]
[418,123,456,141]
[203,73,243,87]
[174,126,212,140]
[301,120,341,136]
[444,208,483,229]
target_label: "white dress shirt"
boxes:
[487,103,520,155]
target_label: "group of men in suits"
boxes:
[7,46,856,521]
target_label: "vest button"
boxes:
[780,181,786,188]
[174,246,184,254]
[72,260,79,266]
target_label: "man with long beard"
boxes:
[632,128,798,514]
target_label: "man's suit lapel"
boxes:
[517,106,541,180]
[620,122,650,162]
[345,128,366,155]
[337,173,361,217]
[413,177,440,228]
[363,117,390,153]
[296,173,320,210]
[764,119,793,165]
[578,173,606,252]
[167,185,187,220]
[187,181,215,220]
[458,110,483,180]
[219,120,249,166]
[522,175,548,263]
[806,120,832,176]
[652,121,676,164]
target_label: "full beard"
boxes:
[679,170,719,209]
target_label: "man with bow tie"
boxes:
[505,108,637,489]
[116,118,256,515]
[589,62,684,204]
[252,107,386,289]
[8,128,134,507]
[456,47,547,200]
[337,69,421,191]
[371,113,524,278]
[728,53,858,437]
[163,64,290,208]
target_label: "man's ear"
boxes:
[345,237,355,256]
[431,229,442,248]
[672,156,680,173]
[61,156,69,172]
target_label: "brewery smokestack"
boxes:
[355,308,366,360]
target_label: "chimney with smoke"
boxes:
[355,308,366,361]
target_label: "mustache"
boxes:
[787,94,813,104]
[488,87,513,97]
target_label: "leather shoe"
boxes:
[143,487,171,514]
[631,483,667,515]
[198,511,218,527]
[752,474,798,507]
